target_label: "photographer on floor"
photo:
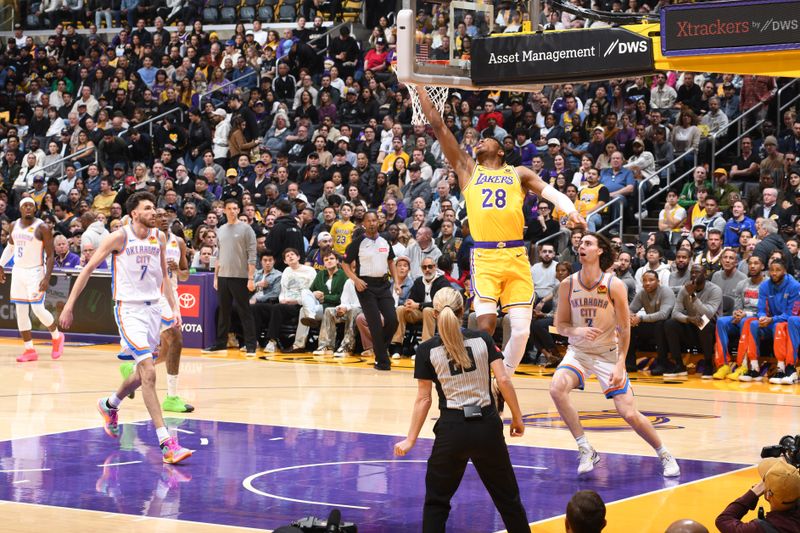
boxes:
[716,457,800,532]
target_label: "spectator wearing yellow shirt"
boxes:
[658,189,688,245]
[91,176,117,217]
[330,203,355,255]
[380,137,409,173]
[688,187,709,229]
[575,168,609,232]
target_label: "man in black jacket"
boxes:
[265,199,306,271]
[389,256,451,358]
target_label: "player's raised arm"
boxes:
[517,166,587,230]
[416,88,474,189]
[60,230,125,329]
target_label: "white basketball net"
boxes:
[407,83,450,126]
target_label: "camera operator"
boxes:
[715,457,800,532]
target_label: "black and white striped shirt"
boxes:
[344,233,395,278]
[415,330,502,410]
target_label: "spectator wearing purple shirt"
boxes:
[53,234,81,269]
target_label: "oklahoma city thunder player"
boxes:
[120,208,194,412]
[60,192,191,464]
[417,89,585,380]
[552,232,680,477]
[0,197,64,362]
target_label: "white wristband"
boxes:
[541,184,577,216]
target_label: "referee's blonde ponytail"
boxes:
[433,288,470,370]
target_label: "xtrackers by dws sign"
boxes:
[661,0,800,56]
[470,27,654,86]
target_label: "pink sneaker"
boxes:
[16,349,38,362]
[160,436,193,464]
[51,334,64,360]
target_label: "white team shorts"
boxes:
[10,266,45,304]
[114,301,162,364]
[557,347,631,399]
[159,289,180,332]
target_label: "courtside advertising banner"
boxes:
[470,27,654,86]
[661,0,800,56]
[0,271,218,348]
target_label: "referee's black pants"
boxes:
[215,277,257,351]
[355,279,398,368]
[424,411,529,533]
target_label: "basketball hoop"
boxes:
[407,83,450,126]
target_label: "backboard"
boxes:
[397,0,545,92]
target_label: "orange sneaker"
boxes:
[51,334,64,359]
[16,349,38,362]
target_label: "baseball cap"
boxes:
[547,138,560,146]
[376,37,386,45]
[226,168,238,178]
[764,135,778,146]
[722,82,734,90]
[113,162,125,170]
[692,222,706,231]
[60,128,69,136]
[213,108,227,118]
[632,137,644,146]
[395,255,411,266]
[225,39,235,46]
[33,175,45,183]
[760,458,800,511]
[336,136,350,144]
[246,30,254,36]
[255,159,266,166]
[713,168,728,176]
[317,231,333,242]
[124,175,136,186]
[209,31,219,39]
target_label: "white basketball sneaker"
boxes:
[660,451,681,477]
[577,447,599,475]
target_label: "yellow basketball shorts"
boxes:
[470,247,534,310]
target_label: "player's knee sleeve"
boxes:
[502,306,533,371]
[30,303,54,327]
[15,303,31,331]
[474,300,497,317]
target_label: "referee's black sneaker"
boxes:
[374,361,391,371]
[202,344,228,353]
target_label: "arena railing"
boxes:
[39,143,98,177]
[309,21,352,57]
[637,147,698,235]
[777,78,800,137]
[198,70,260,106]
[709,101,767,172]
[533,195,625,248]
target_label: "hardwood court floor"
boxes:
[0,338,797,532]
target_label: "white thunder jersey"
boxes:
[112,225,163,302]
[567,271,618,362]
[11,219,44,268]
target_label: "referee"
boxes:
[342,211,398,371]
[394,287,529,532]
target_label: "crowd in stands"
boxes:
[0,0,799,381]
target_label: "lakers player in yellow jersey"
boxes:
[418,90,585,382]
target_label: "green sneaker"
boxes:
[119,362,136,399]
[162,395,195,413]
